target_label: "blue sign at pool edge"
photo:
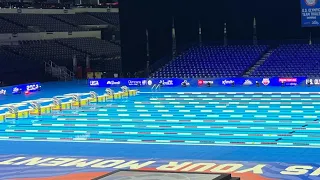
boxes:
[88,77,307,87]
[0,82,41,95]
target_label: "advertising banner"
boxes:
[301,0,320,27]
[12,82,41,94]
[88,78,149,87]
[88,77,307,87]
[0,82,41,95]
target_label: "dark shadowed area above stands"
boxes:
[119,0,315,74]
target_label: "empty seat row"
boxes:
[153,45,268,78]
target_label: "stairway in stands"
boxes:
[44,60,74,81]
[243,47,276,77]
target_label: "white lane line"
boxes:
[179,110,190,112]
[137,109,148,112]
[162,114,173,117]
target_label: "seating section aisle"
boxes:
[252,44,320,77]
[0,14,83,32]
[51,14,108,26]
[153,45,268,78]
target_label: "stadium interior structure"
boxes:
[0,7,120,85]
[1,0,320,180]
[0,0,319,85]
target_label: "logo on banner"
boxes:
[222,80,234,85]
[305,0,317,6]
[198,80,213,86]
[159,80,173,86]
[128,80,147,86]
[243,79,253,86]
[26,84,40,91]
[279,78,297,83]
[262,78,270,86]
[12,87,20,94]
[312,20,320,25]
[90,81,99,86]
[0,89,6,95]
[142,80,147,86]
[106,81,120,85]
[181,80,190,86]
[198,80,204,86]
[279,78,298,86]
[306,78,320,85]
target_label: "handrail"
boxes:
[44,60,74,81]
[151,84,161,92]
[155,84,160,90]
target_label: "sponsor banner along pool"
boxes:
[88,77,307,87]
[0,82,41,95]
[0,155,319,180]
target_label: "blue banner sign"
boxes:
[88,77,307,87]
[214,77,307,86]
[12,82,41,94]
[301,0,320,27]
[89,78,148,87]
[0,82,41,95]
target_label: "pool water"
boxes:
[1,91,320,147]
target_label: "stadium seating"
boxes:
[252,44,320,77]
[88,12,119,26]
[50,14,107,26]
[0,18,30,33]
[6,40,86,68]
[153,45,268,78]
[0,14,83,32]
[57,37,121,58]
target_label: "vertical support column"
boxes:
[253,17,257,45]
[86,55,91,79]
[198,20,202,46]
[172,17,176,58]
[224,23,228,46]
[86,55,91,70]
[73,55,77,74]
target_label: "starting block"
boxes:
[72,98,90,107]
[52,102,72,111]
[6,109,29,119]
[30,105,52,115]
[0,113,5,123]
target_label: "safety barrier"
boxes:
[0,87,138,122]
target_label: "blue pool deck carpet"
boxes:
[1,81,320,180]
